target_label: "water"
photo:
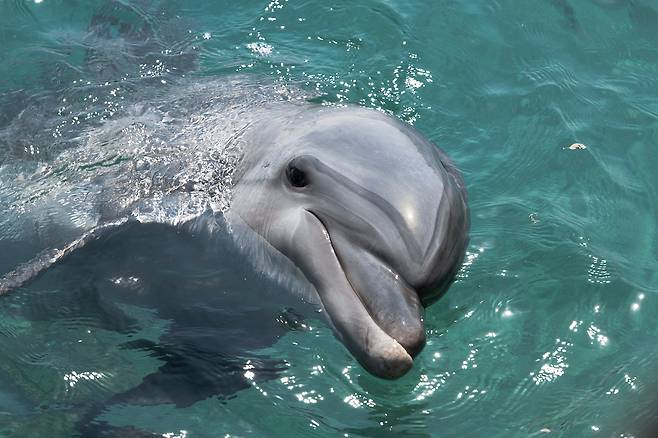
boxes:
[1,0,657,436]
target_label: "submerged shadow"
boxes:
[9,222,310,436]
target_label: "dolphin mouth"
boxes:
[306,210,425,379]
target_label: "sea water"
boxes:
[0,0,657,436]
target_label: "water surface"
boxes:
[1,0,657,436]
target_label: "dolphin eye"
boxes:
[286,163,308,188]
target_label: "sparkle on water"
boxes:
[1,0,657,437]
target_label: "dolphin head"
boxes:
[231,105,469,379]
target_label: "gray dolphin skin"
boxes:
[231,105,469,378]
[0,84,469,380]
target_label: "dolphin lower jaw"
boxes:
[301,210,426,378]
[329,233,427,360]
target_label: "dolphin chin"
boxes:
[306,210,425,379]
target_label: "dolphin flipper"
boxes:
[0,218,131,295]
[75,339,285,437]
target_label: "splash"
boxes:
[0,77,310,248]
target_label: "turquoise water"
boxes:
[1,0,657,436]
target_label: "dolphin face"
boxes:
[231,105,469,379]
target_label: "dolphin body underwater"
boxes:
[0,8,468,436]
[0,78,469,378]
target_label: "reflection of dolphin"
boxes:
[0,88,469,379]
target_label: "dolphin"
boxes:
[0,80,469,380]
[0,79,469,435]
[229,104,469,378]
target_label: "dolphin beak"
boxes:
[290,210,424,379]
[330,232,427,360]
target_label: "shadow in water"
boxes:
[7,222,312,436]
